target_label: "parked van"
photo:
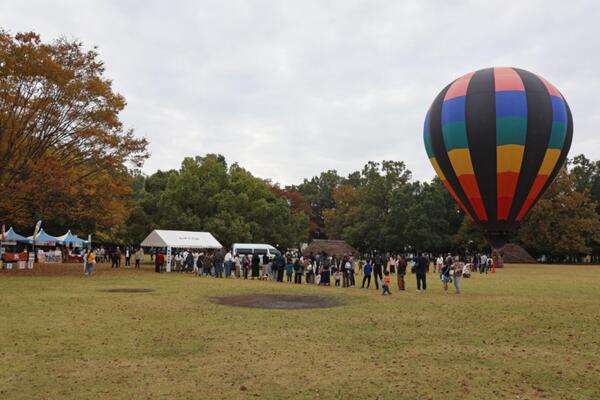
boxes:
[232,243,281,259]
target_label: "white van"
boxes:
[232,243,281,259]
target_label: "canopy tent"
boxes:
[28,228,60,246]
[56,230,87,247]
[2,227,33,245]
[140,230,222,272]
[141,229,222,249]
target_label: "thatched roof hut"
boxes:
[303,240,357,257]
[498,243,536,264]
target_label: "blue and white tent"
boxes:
[2,227,32,245]
[56,230,86,247]
[29,229,60,246]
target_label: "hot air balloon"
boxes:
[423,67,573,247]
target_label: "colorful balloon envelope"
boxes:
[423,67,573,247]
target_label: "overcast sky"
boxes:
[2,1,599,185]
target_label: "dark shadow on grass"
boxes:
[209,294,345,309]
[101,288,155,293]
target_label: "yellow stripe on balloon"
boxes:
[447,148,475,176]
[430,157,446,180]
[539,148,561,175]
[497,144,525,173]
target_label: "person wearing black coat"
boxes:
[273,253,286,282]
[185,252,194,272]
[251,253,260,279]
[415,254,429,292]
[373,254,384,290]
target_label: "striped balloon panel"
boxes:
[424,111,474,220]
[515,78,569,221]
[495,67,527,220]
[441,72,488,221]
[424,67,572,233]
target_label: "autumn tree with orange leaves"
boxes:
[0,31,148,235]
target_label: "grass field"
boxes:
[1,263,599,399]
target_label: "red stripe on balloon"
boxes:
[441,179,474,221]
[444,71,475,100]
[457,175,488,221]
[497,171,520,220]
[468,197,487,221]
[494,67,525,91]
[536,75,562,98]
[516,175,549,221]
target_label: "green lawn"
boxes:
[1,264,599,399]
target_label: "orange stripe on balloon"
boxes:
[444,71,475,100]
[516,175,549,221]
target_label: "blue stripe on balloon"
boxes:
[495,91,527,118]
[441,96,465,125]
[551,96,567,123]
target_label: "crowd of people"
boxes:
[88,247,502,295]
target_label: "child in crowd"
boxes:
[334,269,341,287]
[382,271,391,295]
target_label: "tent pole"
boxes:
[166,246,172,272]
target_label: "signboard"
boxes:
[27,252,35,269]
[166,246,172,272]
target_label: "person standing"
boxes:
[273,252,285,282]
[346,258,355,287]
[204,253,214,276]
[185,251,194,273]
[110,248,117,268]
[251,253,260,279]
[196,253,204,276]
[341,256,349,287]
[396,255,406,291]
[234,253,241,278]
[480,254,487,274]
[124,247,131,267]
[293,257,303,284]
[388,255,396,275]
[373,255,383,290]
[214,251,223,278]
[224,249,233,278]
[453,258,463,293]
[362,260,372,289]
[286,259,293,282]
[435,255,443,274]
[415,253,428,292]
[320,257,331,286]
[134,247,143,269]
[242,255,250,279]
[440,259,451,294]
[84,249,96,276]
[115,246,122,268]
[155,252,164,273]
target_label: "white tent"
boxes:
[140,230,222,272]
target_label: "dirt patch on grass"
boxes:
[102,288,155,293]
[210,294,345,309]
